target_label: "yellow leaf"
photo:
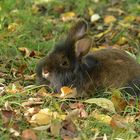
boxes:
[18,47,30,57]
[30,112,51,125]
[123,15,136,23]
[61,12,76,22]
[92,111,112,124]
[92,46,106,52]
[84,98,116,113]
[117,37,127,45]
[6,83,23,94]
[37,87,49,97]
[104,15,116,24]
[8,22,19,32]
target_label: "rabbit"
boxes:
[36,20,140,98]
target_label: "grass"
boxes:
[0,0,140,139]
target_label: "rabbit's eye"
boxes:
[60,59,69,67]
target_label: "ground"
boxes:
[0,0,140,140]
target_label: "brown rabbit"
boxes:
[36,20,140,98]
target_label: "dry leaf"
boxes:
[123,15,136,23]
[104,15,116,24]
[110,115,130,129]
[50,120,62,137]
[61,12,76,22]
[37,87,49,97]
[30,108,65,125]
[91,110,112,124]
[1,110,16,124]
[111,89,127,112]
[18,47,30,57]
[21,129,37,140]
[69,103,84,109]
[65,109,80,121]
[6,83,24,94]
[30,112,51,125]
[117,36,127,45]
[61,119,78,139]
[9,128,20,137]
[33,125,50,131]
[8,22,19,32]
[90,14,100,23]
[60,87,77,98]
[84,98,116,113]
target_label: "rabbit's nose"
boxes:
[42,68,50,79]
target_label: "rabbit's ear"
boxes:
[67,20,88,42]
[75,38,92,57]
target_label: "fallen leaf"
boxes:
[61,12,76,22]
[53,5,65,14]
[69,102,84,109]
[111,89,127,112]
[30,112,51,125]
[1,110,16,124]
[6,83,24,94]
[18,47,30,57]
[65,109,80,121]
[29,51,36,57]
[30,108,65,125]
[90,14,100,23]
[8,22,19,32]
[9,128,20,137]
[123,15,136,23]
[0,83,5,95]
[91,110,112,124]
[110,115,134,130]
[50,120,62,137]
[21,129,37,140]
[117,36,128,45]
[84,98,116,113]
[61,119,78,139]
[33,125,50,130]
[60,87,77,98]
[104,15,116,24]
[37,87,49,97]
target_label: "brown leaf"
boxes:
[61,120,78,139]
[53,5,65,14]
[111,89,127,112]
[110,115,130,129]
[104,15,116,24]
[29,51,36,57]
[1,110,16,124]
[60,87,77,98]
[65,109,80,121]
[21,129,37,140]
[17,64,27,75]
[69,103,84,109]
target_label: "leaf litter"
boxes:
[0,0,140,139]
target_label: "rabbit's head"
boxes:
[36,20,100,96]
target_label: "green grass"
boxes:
[0,0,140,139]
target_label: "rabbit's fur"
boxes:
[36,20,140,97]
